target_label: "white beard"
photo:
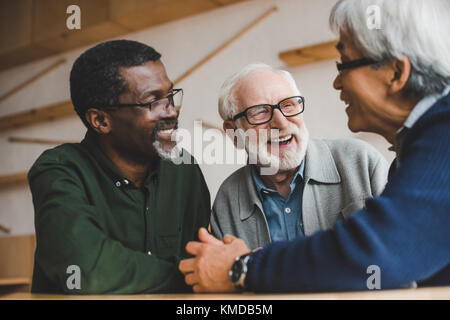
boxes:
[152,130,183,162]
[238,122,309,173]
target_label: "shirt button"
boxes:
[285,207,291,214]
[115,181,121,187]
[123,179,129,185]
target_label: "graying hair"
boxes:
[330,0,450,97]
[218,63,301,121]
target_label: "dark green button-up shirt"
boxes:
[28,131,210,294]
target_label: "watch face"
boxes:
[230,260,243,283]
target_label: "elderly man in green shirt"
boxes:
[28,40,210,294]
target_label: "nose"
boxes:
[269,108,289,129]
[333,73,342,91]
[165,104,179,118]
[157,102,179,120]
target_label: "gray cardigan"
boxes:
[211,138,389,250]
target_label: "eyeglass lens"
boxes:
[150,90,183,115]
[247,97,303,124]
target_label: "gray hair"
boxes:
[330,0,450,97]
[218,63,301,121]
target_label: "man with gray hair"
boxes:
[179,0,450,293]
[210,63,389,251]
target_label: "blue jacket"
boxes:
[246,92,450,292]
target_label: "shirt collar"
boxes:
[404,86,450,129]
[393,85,450,155]
[250,160,305,199]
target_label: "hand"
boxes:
[178,228,250,293]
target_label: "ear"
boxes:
[388,56,412,95]
[85,108,113,134]
[223,120,239,148]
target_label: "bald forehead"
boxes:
[232,70,298,109]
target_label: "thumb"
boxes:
[198,227,223,245]
[223,234,237,244]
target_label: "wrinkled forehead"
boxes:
[232,70,298,110]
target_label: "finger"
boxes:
[223,234,237,244]
[193,284,204,293]
[184,272,198,286]
[198,227,223,245]
[185,241,204,255]
[179,258,196,274]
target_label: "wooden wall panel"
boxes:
[0,100,75,132]
[0,0,249,71]
[0,172,28,189]
[0,44,57,71]
[0,234,36,281]
[37,21,129,53]
[279,40,339,67]
[32,0,109,42]
[0,234,35,293]
[109,0,217,31]
[0,0,33,55]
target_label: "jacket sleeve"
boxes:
[210,193,225,241]
[246,112,450,292]
[29,162,190,294]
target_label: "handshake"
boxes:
[179,228,251,293]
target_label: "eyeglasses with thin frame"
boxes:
[99,88,183,114]
[232,95,305,125]
[336,58,379,73]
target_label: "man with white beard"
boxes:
[28,40,210,294]
[211,63,389,250]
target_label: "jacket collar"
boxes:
[238,139,341,221]
[239,165,264,221]
[303,139,341,184]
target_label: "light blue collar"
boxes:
[251,160,305,198]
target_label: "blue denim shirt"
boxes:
[251,162,305,242]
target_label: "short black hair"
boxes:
[70,40,161,128]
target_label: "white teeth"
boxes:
[269,135,292,143]
[159,129,174,134]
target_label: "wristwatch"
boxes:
[229,252,252,291]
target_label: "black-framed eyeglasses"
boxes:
[232,95,305,125]
[336,58,379,72]
[99,88,183,114]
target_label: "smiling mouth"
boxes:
[158,128,175,135]
[268,135,293,145]
[156,127,177,140]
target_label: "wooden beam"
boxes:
[0,223,11,234]
[0,172,28,189]
[0,277,31,286]
[0,59,66,103]
[279,40,339,67]
[174,6,277,85]
[0,100,75,132]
